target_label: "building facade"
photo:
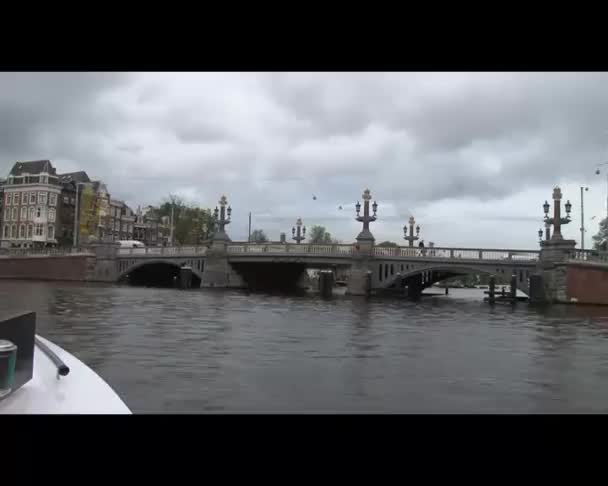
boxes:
[2,160,170,249]
[107,199,136,242]
[133,206,170,246]
[58,171,90,247]
[1,161,62,249]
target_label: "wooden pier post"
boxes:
[488,275,496,304]
[510,274,517,301]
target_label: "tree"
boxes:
[309,225,332,244]
[78,184,99,243]
[592,217,608,250]
[153,196,217,245]
[250,229,268,243]
[378,241,399,247]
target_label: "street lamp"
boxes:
[542,186,572,241]
[580,186,589,250]
[212,195,232,242]
[292,217,306,244]
[354,188,377,241]
[403,216,421,247]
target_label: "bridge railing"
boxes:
[373,246,540,262]
[569,249,608,264]
[0,247,93,257]
[117,246,208,256]
[227,243,354,256]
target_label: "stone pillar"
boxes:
[318,270,334,298]
[488,275,496,304]
[201,243,229,288]
[347,188,378,297]
[179,266,192,289]
[87,242,120,282]
[537,238,577,303]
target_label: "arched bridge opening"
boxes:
[380,264,531,298]
[230,262,308,292]
[119,261,202,288]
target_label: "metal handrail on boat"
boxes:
[35,337,70,378]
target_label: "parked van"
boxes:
[118,240,145,248]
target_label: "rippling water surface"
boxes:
[2,281,608,413]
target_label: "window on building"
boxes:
[12,207,17,221]
[6,193,11,206]
[19,224,25,238]
[48,225,55,239]
[3,225,9,238]
[27,225,33,238]
[49,208,56,223]
[63,196,69,204]
[28,207,35,221]
[35,224,44,237]
[3,208,9,222]
[38,192,47,205]
[13,193,20,205]
[20,207,27,220]
[49,193,57,206]
[29,192,36,204]
[41,175,47,184]
[36,207,41,218]
[11,225,17,238]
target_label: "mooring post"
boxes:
[488,275,496,304]
[445,286,449,295]
[319,270,334,298]
[510,274,517,301]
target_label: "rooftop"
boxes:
[9,160,57,176]
[58,171,91,184]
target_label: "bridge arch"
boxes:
[380,264,531,296]
[118,259,204,287]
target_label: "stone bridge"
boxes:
[111,242,540,295]
[5,185,608,304]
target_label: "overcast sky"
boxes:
[1,72,608,248]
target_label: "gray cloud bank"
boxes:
[2,72,607,247]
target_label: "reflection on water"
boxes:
[2,281,608,413]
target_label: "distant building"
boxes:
[1,160,62,249]
[0,178,5,233]
[57,172,111,246]
[107,199,136,241]
[58,171,91,246]
[133,206,169,246]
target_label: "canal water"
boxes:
[2,280,608,413]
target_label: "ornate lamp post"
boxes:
[403,216,420,247]
[542,187,571,241]
[292,218,306,244]
[212,195,232,242]
[355,188,377,243]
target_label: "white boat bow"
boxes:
[0,335,131,414]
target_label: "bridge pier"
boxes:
[532,238,577,304]
[346,241,374,297]
[407,273,423,300]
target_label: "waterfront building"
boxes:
[57,172,111,246]
[1,160,62,249]
[133,205,169,246]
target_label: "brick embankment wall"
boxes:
[566,262,608,305]
[0,255,94,282]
